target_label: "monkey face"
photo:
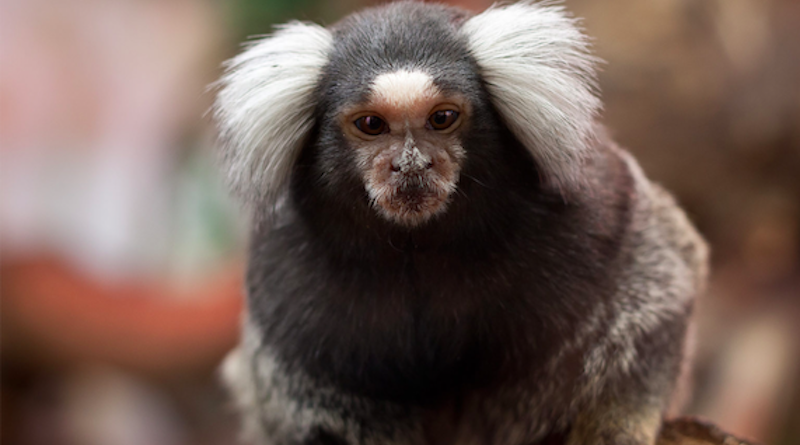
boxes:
[339,70,468,227]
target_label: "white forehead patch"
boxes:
[370,70,439,109]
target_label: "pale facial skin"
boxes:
[339,70,468,227]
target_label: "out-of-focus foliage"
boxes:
[223,0,359,42]
[570,0,800,275]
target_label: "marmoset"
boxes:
[214,1,709,444]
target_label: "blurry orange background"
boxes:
[1,1,799,444]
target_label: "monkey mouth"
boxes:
[367,178,454,227]
[362,147,462,227]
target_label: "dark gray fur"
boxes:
[220,2,708,444]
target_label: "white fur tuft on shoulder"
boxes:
[462,1,601,191]
[214,22,333,208]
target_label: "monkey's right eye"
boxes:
[354,116,387,136]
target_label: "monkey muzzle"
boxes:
[366,145,459,227]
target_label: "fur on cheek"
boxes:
[362,147,462,227]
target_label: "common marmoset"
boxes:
[214,1,709,444]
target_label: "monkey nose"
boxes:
[391,147,433,173]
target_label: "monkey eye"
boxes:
[428,110,459,131]
[354,115,387,136]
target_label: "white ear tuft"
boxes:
[214,22,333,208]
[462,1,601,191]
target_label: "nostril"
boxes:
[390,149,432,173]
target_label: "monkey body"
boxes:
[216,2,708,444]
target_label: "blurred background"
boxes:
[1,0,798,444]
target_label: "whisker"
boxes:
[462,173,492,190]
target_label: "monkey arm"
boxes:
[566,152,708,445]
[566,312,691,445]
[568,402,664,445]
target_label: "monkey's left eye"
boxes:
[428,110,459,131]
[354,116,387,136]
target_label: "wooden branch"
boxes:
[659,418,757,445]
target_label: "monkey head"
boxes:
[214,1,601,228]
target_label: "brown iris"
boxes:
[428,110,459,130]
[354,115,387,135]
